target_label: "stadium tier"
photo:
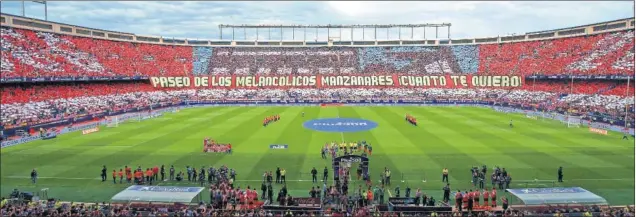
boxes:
[1,25,635,130]
[1,84,634,130]
[1,27,635,78]
[0,12,635,217]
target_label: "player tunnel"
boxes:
[332,155,369,183]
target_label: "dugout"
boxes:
[110,185,205,204]
[333,155,369,182]
[506,187,608,206]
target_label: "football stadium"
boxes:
[0,2,635,216]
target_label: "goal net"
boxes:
[525,111,540,120]
[564,115,582,128]
[106,116,119,128]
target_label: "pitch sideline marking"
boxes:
[517,183,548,187]
[6,132,159,156]
[5,176,634,182]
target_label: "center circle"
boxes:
[303,118,378,132]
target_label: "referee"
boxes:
[442,168,449,183]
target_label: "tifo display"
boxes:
[149,75,524,88]
[1,27,634,80]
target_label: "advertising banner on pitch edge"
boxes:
[589,127,608,135]
[82,127,100,135]
[269,144,288,149]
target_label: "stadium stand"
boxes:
[479,31,635,76]
[2,86,633,137]
[0,198,633,217]
[1,27,193,78]
[1,27,634,78]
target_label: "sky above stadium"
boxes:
[1,1,633,40]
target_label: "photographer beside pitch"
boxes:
[30,169,38,184]
[100,165,107,182]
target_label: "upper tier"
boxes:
[1,15,634,80]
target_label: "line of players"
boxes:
[449,166,512,211]
[101,164,236,187]
[263,114,281,127]
[102,165,161,185]
[455,188,504,212]
[406,114,417,126]
[203,137,232,153]
[321,141,373,159]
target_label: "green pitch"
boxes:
[1,106,634,205]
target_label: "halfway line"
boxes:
[336,110,345,143]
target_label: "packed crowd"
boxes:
[1,82,633,129]
[503,205,635,217]
[1,198,633,217]
[2,25,634,131]
[1,84,188,128]
[1,26,634,78]
[1,27,192,78]
[479,31,634,76]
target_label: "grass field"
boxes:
[1,106,634,205]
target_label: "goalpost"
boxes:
[565,115,582,128]
[106,116,119,128]
[134,112,144,122]
[525,112,539,121]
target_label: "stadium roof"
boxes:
[1,12,633,45]
[526,17,634,35]
[0,12,134,36]
[218,24,452,28]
